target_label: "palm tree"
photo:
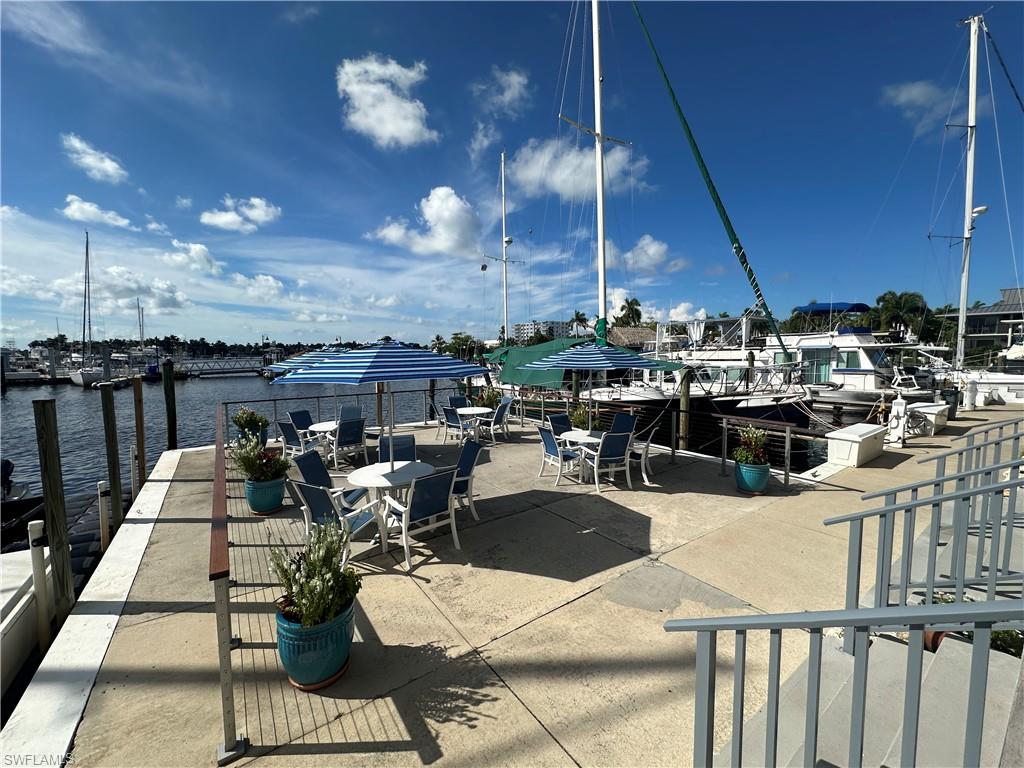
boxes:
[430,334,446,353]
[613,297,642,327]
[875,291,928,338]
[572,309,589,337]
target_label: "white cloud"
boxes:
[472,66,530,118]
[231,273,284,301]
[200,195,280,234]
[468,121,500,166]
[59,133,128,184]
[370,186,481,257]
[175,196,193,209]
[508,136,649,203]
[50,265,190,315]
[161,239,221,274]
[370,294,400,308]
[281,3,320,23]
[60,194,137,230]
[145,215,170,236]
[294,310,345,323]
[881,80,960,138]
[607,287,631,318]
[1,2,101,57]
[610,234,690,274]
[1,266,56,300]
[335,53,439,150]
[669,303,707,322]
[1,205,22,220]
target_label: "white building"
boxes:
[513,320,573,343]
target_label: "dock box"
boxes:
[826,423,887,468]
[906,403,950,437]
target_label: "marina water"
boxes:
[0,376,459,498]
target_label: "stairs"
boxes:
[717,633,1021,767]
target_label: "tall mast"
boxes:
[137,298,145,352]
[591,0,608,344]
[500,150,511,344]
[955,14,981,371]
[81,231,89,363]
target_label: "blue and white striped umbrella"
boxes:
[272,341,486,384]
[518,342,661,371]
[274,341,487,470]
[264,347,348,373]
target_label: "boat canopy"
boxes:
[792,302,871,315]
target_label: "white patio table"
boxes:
[457,406,493,441]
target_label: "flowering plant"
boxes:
[732,425,768,465]
[231,435,290,482]
[269,523,362,627]
[474,387,502,409]
[232,406,269,434]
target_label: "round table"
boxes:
[457,406,493,441]
[560,430,603,482]
[309,420,339,435]
[348,460,435,494]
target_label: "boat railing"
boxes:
[665,598,1024,768]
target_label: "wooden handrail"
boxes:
[209,407,230,582]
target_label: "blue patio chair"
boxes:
[448,394,469,410]
[581,432,632,494]
[378,434,416,463]
[277,420,316,458]
[547,413,572,442]
[436,440,484,519]
[292,481,377,563]
[609,412,638,436]
[629,436,654,486]
[288,409,315,435]
[369,468,460,569]
[338,404,362,422]
[537,426,579,486]
[293,450,366,505]
[476,399,512,443]
[329,418,368,467]
[441,406,474,444]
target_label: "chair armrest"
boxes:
[434,464,457,473]
[381,494,407,515]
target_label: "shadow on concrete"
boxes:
[862,450,918,470]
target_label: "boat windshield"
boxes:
[869,349,892,369]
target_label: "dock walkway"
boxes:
[20,406,1024,766]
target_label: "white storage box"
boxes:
[906,403,950,437]
[826,423,887,467]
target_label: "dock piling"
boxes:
[130,446,140,500]
[97,480,111,552]
[679,368,692,451]
[162,360,178,449]
[101,346,111,382]
[27,519,52,652]
[133,376,146,490]
[32,399,75,619]
[99,382,124,528]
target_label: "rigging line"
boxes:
[927,30,971,231]
[557,0,581,121]
[929,53,970,233]
[861,132,918,248]
[929,144,968,233]
[983,23,1024,114]
[983,31,1024,318]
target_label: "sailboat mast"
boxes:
[591,0,608,344]
[137,298,145,352]
[500,150,510,344]
[955,14,981,371]
[81,231,89,363]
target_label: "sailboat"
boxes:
[69,231,103,388]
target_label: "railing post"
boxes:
[693,630,717,768]
[213,575,246,765]
[32,399,74,619]
[97,480,110,553]
[27,519,52,653]
[540,393,546,424]
[161,360,178,450]
[133,376,146,491]
[670,410,677,463]
[963,624,992,767]
[720,417,729,476]
[843,518,863,654]
[848,626,870,768]
[784,425,791,488]
[130,444,140,500]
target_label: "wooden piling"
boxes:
[101,345,112,382]
[32,399,75,619]
[679,368,692,451]
[375,382,384,428]
[162,360,178,449]
[132,376,146,490]
[99,383,124,528]
[427,379,437,421]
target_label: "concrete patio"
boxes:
[62,405,1022,767]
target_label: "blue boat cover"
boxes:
[792,302,871,315]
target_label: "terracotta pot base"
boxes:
[288,657,350,692]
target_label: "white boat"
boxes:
[70,367,104,387]
[1,547,54,698]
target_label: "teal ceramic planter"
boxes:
[734,462,771,495]
[244,477,285,514]
[276,599,356,691]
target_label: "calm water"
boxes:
[0,376,460,498]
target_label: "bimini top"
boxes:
[792,302,871,315]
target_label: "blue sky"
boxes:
[1,1,1021,346]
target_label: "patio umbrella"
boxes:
[273,341,487,470]
[263,347,347,373]
[518,342,668,429]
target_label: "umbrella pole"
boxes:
[388,382,395,473]
[588,371,594,431]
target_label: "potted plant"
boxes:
[231,435,290,514]
[733,425,771,495]
[233,406,269,446]
[569,402,590,430]
[474,387,501,410]
[269,523,362,691]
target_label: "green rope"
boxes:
[630,1,790,357]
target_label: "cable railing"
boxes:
[666,599,1024,768]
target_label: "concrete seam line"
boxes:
[0,449,183,762]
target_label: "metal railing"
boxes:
[920,429,1023,481]
[950,415,1024,444]
[209,408,247,765]
[667,599,1024,768]
[711,414,821,488]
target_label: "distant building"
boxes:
[936,288,1024,353]
[513,320,573,343]
[607,326,656,351]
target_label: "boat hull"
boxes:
[70,368,103,388]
